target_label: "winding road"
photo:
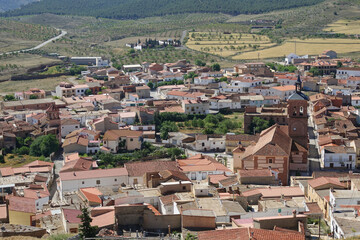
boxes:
[0,29,67,55]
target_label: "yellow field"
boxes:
[186,32,275,57]
[324,20,360,34]
[233,38,360,60]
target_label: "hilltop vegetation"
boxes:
[3,0,324,19]
[0,0,38,12]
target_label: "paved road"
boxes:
[178,30,188,50]
[0,29,67,55]
[308,104,321,173]
[49,155,64,200]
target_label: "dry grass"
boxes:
[186,32,274,57]
[0,75,71,93]
[0,154,40,168]
[233,38,360,60]
[324,20,360,34]
[0,37,40,53]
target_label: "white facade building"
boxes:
[320,146,356,169]
[336,68,360,79]
[58,168,128,195]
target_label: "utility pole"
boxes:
[295,40,297,55]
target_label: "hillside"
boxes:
[3,0,324,19]
[0,0,38,12]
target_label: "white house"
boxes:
[58,168,128,195]
[177,154,232,181]
[182,100,209,115]
[336,67,360,80]
[194,76,215,85]
[320,146,356,169]
[193,135,225,152]
[221,76,263,93]
[270,85,296,100]
[285,53,299,65]
[61,119,80,138]
[325,85,352,96]
[352,95,360,107]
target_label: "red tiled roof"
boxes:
[160,194,179,205]
[242,187,303,198]
[62,208,82,224]
[59,168,128,181]
[8,196,36,213]
[238,169,272,178]
[103,129,142,141]
[80,188,102,204]
[308,177,346,189]
[125,161,178,177]
[177,154,230,173]
[198,227,305,240]
[23,160,54,168]
[208,174,229,185]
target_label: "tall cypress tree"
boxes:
[78,207,98,239]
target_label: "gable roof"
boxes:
[103,129,143,141]
[8,196,36,213]
[177,154,230,173]
[59,168,128,181]
[125,161,178,177]
[308,177,346,189]
[62,208,82,224]
[198,227,305,240]
[241,124,292,161]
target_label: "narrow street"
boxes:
[49,154,64,200]
[308,105,321,173]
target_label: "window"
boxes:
[300,106,304,115]
[349,155,353,161]
[96,180,100,184]
[183,186,186,190]
[268,159,273,163]
[330,163,334,168]
[130,138,133,141]
[82,181,84,184]
[114,179,117,182]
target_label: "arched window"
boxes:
[300,106,304,115]
[293,106,297,116]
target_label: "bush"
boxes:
[0,155,4,163]
[16,146,30,155]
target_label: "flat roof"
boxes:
[161,181,192,186]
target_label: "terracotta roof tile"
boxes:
[125,161,178,177]
[308,177,346,189]
[62,208,82,224]
[60,168,128,181]
[198,227,305,240]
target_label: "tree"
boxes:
[160,121,179,140]
[0,155,4,164]
[249,117,270,134]
[337,61,343,68]
[195,59,206,66]
[78,207,98,239]
[134,113,140,125]
[30,134,59,157]
[211,63,221,71]
[147,82,154,89]
[85,89,92,96]
[309,67,321,76]
[4,94,15,101]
